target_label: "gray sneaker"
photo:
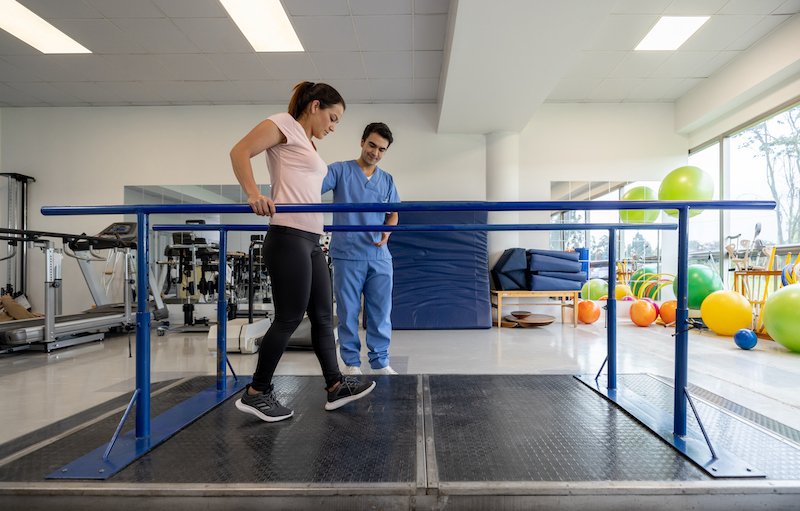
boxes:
[325,376,376,411]
[235,385,293,422]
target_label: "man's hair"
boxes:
[362,122,393,147]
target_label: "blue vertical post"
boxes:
[216,228,228,391]
[135,211,151,439]
[606,228,617,390]
[674,207,690,436]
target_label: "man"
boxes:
[322,122,400,375]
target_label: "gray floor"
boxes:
[1,309,800,448]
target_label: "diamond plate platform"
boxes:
[1,374,799,511]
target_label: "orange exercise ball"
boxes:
[577,300,601,324]
[630,299,657,327]
[659,300,677,325]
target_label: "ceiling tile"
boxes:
[156,54,227,81]
[104,55,174,81]
[413,78,438,101]
[363,52,413,78]
[650,51,719,78]
[327,79,372,102]
[282,0,350,16]
[611,0,671,14]
[719,0,788,14]
[0,57,46,81]
[54,81,128,102]
[293,16,359,51]
[50,19,146,54]
[18,0,103,19]
[234,80,299,103]
[414,0,450,14]
[546,78,603,102]
[2,55,70,81]
[113,18,201,53]
[680,15,766,51]
[3,81,80,104]
[694,50,740,77]
[609,52,672,78]
[370,78,413,101]
[260,53,320,81]
[312,52,367,80]
[663,0,728,15]
[206,54,273,80]
[563,51,628,78]
[588,15,660,51]
[40,54,136,81]
[84,0,165,18]
[625,77,688,99]
[172,18,252,53]
[99,81,169,103]
[590,78,641,101]
[413,51,442,78]
[151,0,227,18]
[725,14,792,50]
[774,0,800,14]
[413,14,448,50]
[0,82,48,104]
[350,0,411,15]
[355,16,412,51]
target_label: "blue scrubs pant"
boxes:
[332,258,393,369]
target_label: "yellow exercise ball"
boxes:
[700,290,752,336]
[615,284,633,300]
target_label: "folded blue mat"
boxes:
[529,254,583,273]
[492,271,524,291]
[528,275,583,291]
[494,248,527,272]
[526,249,580,261]
[535,271,587,282]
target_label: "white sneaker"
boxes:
[341,365,362,375]
[371,365,398,375]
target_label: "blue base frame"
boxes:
[48,376,250,480]
[574,374,765,478]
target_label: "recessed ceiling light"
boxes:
[221,0,304,52]
[0,0,90,54]
[635,16,709,51]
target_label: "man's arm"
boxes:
[321,163,339,194]
[374,212,398,247]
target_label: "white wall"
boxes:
[0,103,484,313]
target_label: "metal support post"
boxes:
[606,228,617,390]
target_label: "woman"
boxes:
[231,82,375,422]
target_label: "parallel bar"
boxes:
[216,229,227,391]
[152,223,680,232]
[41,199,775,217]
[674,207,690,436]
[606,229,617,391]
[134,211,150,440]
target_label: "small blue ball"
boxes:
[734,329,758,350]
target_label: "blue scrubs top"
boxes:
[322,160,400,261]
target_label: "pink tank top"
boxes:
[265,112,326,235]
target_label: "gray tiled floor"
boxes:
[1,313,799,445]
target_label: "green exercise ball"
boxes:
[673,264,723,310]
[581,279,608,300]
[620,186,659,224]
[763,284,800,353]
[658,165,714,218]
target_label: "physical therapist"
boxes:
[322,122,400,375]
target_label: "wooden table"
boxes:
[491,289,579,327]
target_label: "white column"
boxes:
[485,131,520,267]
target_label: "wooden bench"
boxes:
[491,289,579,327]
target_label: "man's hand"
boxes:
[374,232,391,247]
[248,194,276,216]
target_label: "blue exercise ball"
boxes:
[733,329,758,350]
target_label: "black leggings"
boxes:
[251,225,341,391]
